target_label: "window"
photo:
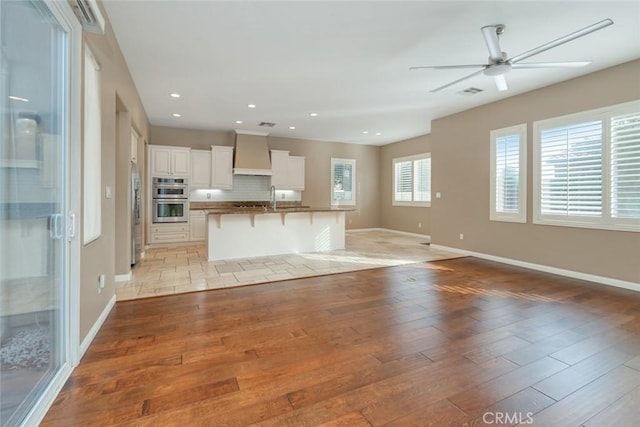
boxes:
[533,100,640,231]
[331,158,356,206]
[392,154,431,206]
[83,46,102,244]
[490,124,527,222]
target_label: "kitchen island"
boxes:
[199,205,353,261]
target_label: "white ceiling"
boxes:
[103,1,640,146]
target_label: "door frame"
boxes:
[21,0,82,425]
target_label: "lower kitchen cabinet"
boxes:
[150,223,190,244]
[190,210,206,241]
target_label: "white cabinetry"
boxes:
[270,149,289,188]
[149,145,190,178]
[270,149,305,190]
[190,210,207,241]
[149,223,190,244]
[288,155,305,190]
[190,149,211,189]
[211,145,234,189]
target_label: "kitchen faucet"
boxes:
[270,185,277,210]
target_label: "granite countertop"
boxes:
[189,201,355,215]
[203,206,355,215]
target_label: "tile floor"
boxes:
[115,229,462,301]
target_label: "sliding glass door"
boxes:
[0,1,74,425]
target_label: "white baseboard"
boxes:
[430,244,640,293]
[115,272,131,282]
[79,294,116,358]
[347,227,430,240]
[346,227,384,233]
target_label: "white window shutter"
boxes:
[610,112,640,219]
[540,121,603,217]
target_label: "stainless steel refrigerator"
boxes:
[131,162,142,265]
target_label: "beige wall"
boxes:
[80,1,150,341]
[150,127,381,229]
[150,126,233,149]
[431,60,640,284]
[379,135,431,235]
[269,136,380,229]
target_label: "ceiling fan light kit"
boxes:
[411,18,614,93]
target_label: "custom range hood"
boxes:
[233,131,273,176]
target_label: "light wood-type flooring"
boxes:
[44,257,640,426]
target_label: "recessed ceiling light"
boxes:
[247,104,256,109]
[309,112,318,117]
[172,113,181,118]
[375,132,382,136]
[362,131,369,134]
[169,93,181,98]
[289,126,296,130]
[235,120,243,124]
[8,95,29,102]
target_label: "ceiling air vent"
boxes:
[68,0,105,34]
[458,87,483,96]
[258,122,276,127]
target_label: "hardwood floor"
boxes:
[43,258,640,426]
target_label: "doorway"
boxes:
[0,1,79,425]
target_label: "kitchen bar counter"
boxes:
[202,204,353,261]
[190,201,354,215]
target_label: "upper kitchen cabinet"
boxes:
[190,149,211,189]
[149,145,190,178]
[288,155,305,190]
[211,145,233,189]
[270,149,305,190]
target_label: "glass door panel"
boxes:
[0,1,68,425]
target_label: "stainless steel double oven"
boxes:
[152,177,189,223]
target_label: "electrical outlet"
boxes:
[206,192,212,199]
[418,222,422,228]
[459,233,464,240]
[281,193,285,199]
[97,274,104,293]
[436,192,441,198]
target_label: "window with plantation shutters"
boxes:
[533,100,640,232]
[611,112,640,220]
[490,124,527,222]
[393,154,431,206]
[539,121,603,216]
[331,158,356,206]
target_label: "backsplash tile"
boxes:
[189,175,301,202]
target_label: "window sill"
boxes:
[533,217,640,233]
[392,202,431,208]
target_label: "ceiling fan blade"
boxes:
[410,65,486,70]
[511,61,591,69]
[481,25,504,61]
[494,74,508,91]
[508,19,613,64]
[429,69,485,93]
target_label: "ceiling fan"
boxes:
[411,18,614,93]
